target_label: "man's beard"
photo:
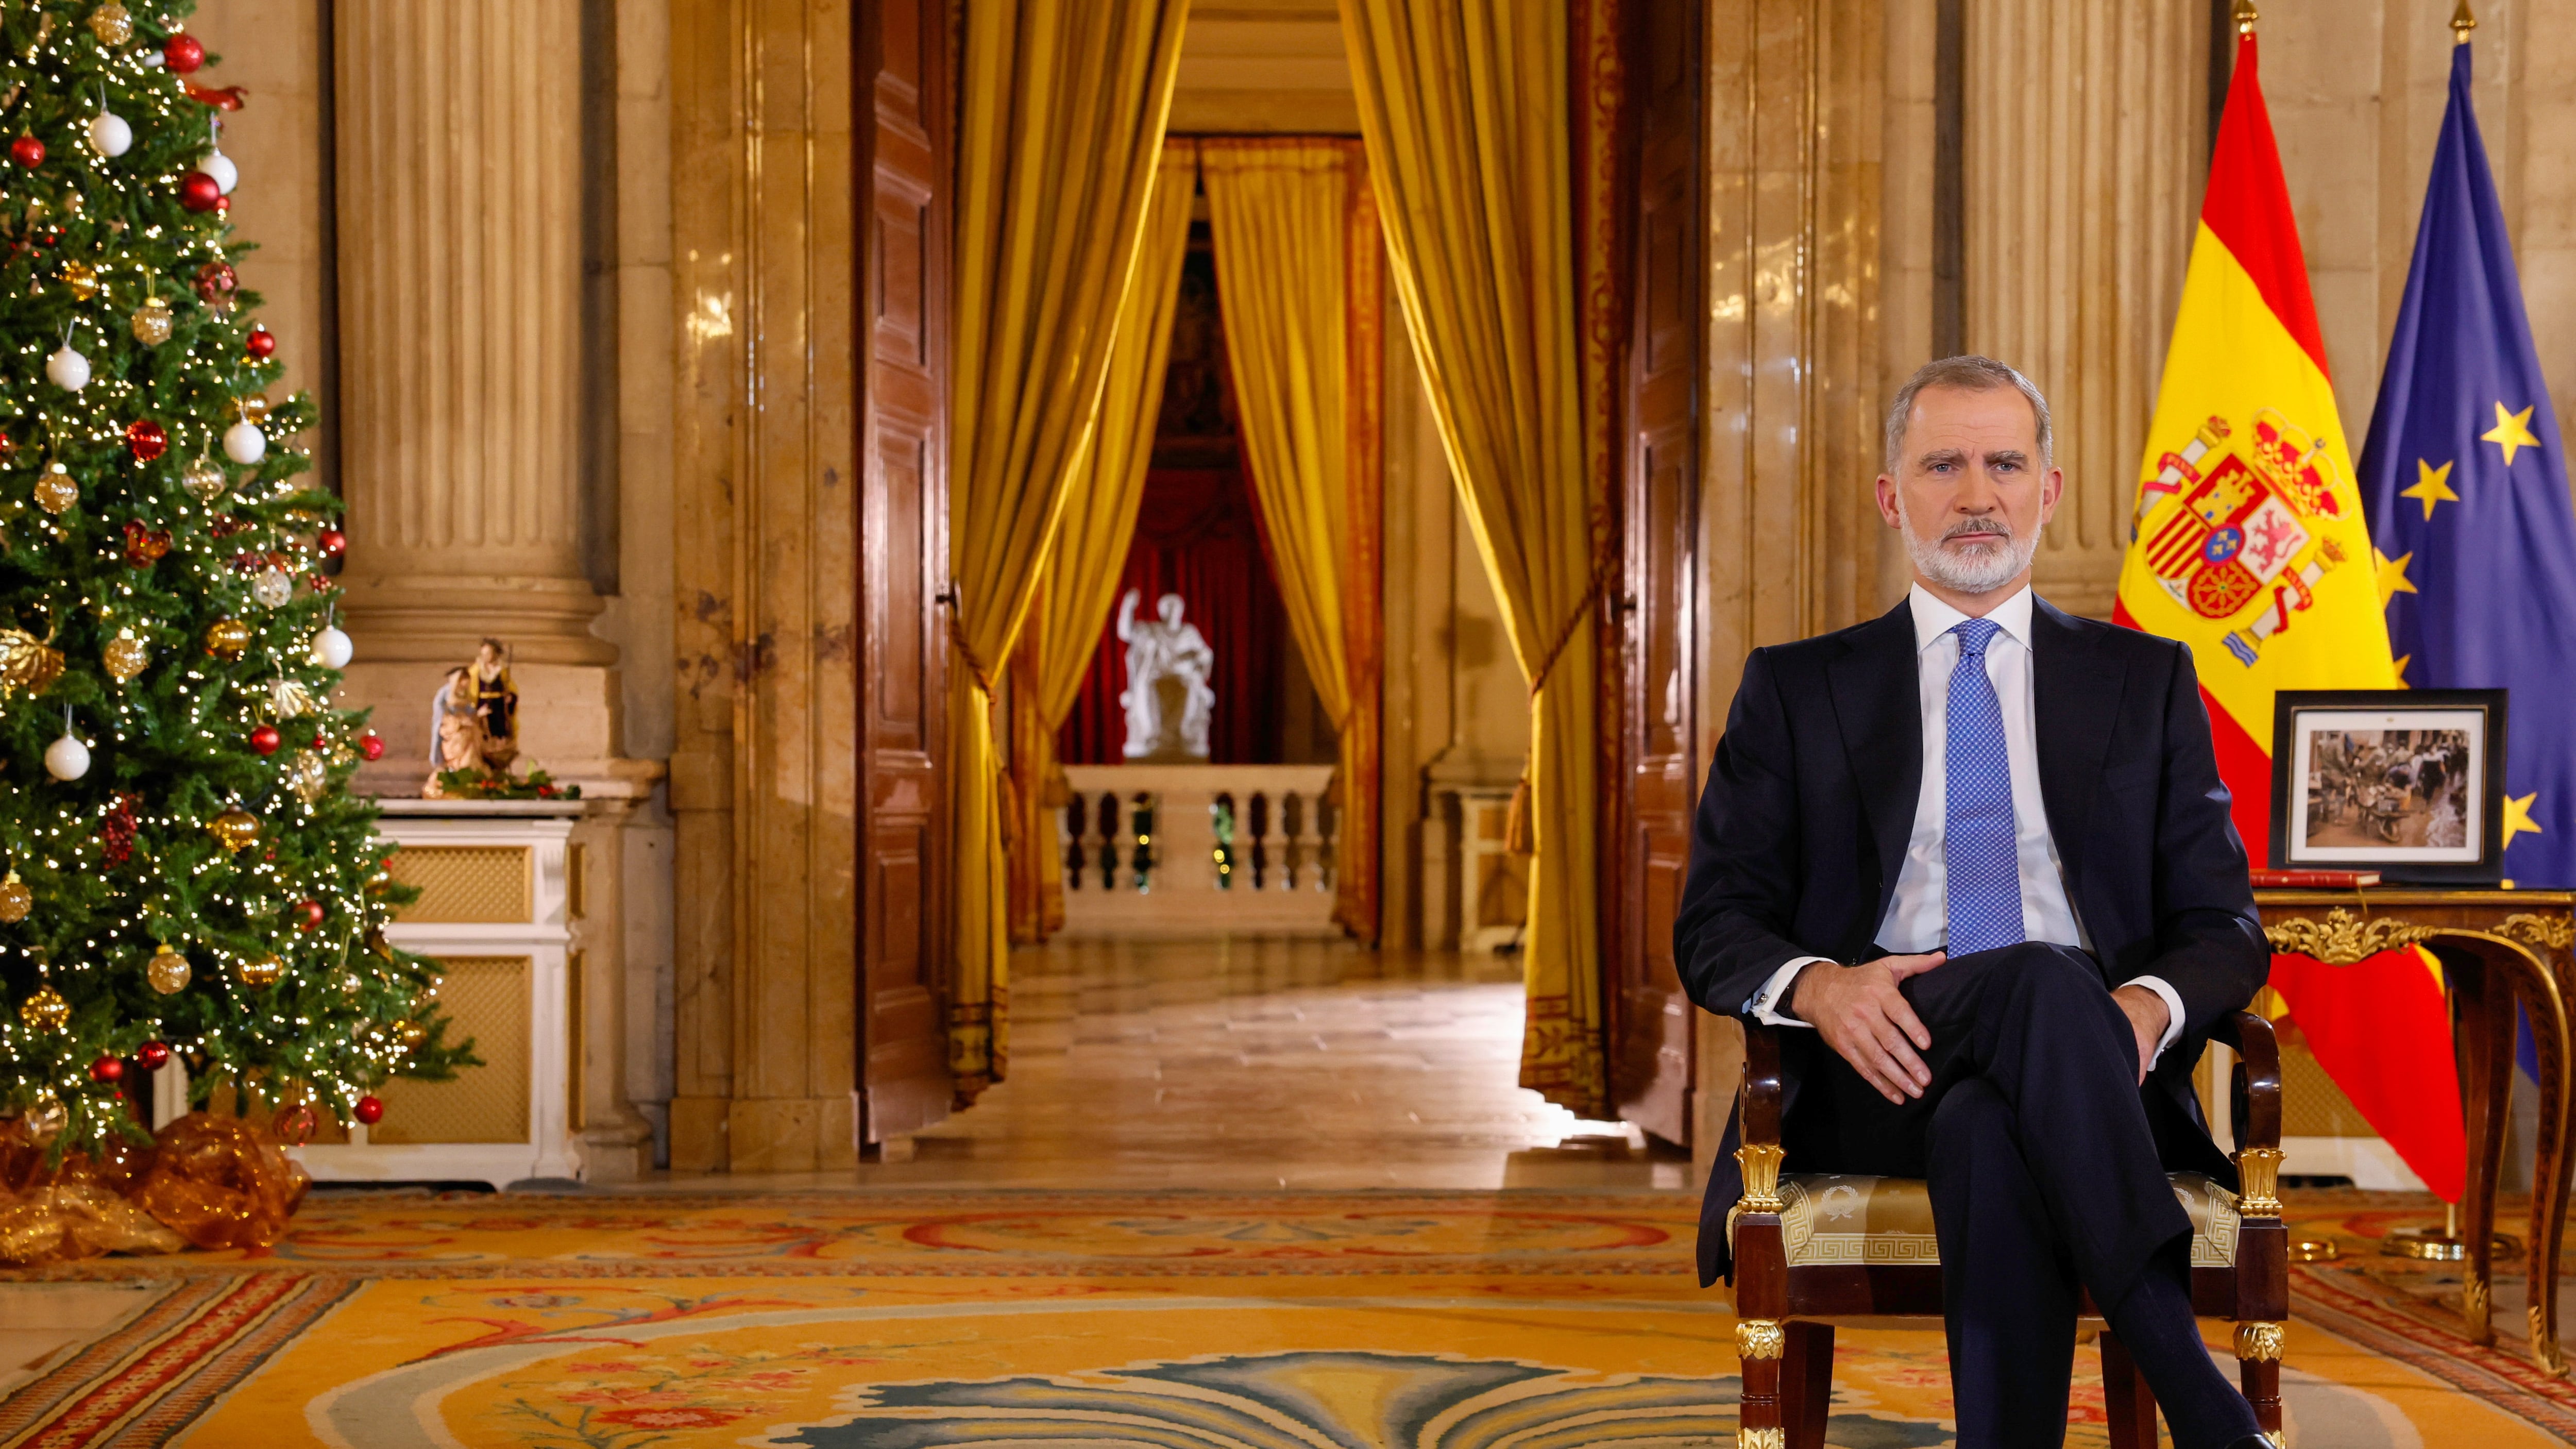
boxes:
[1899,503,2041,595]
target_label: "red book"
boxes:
[2248,869,2382,889]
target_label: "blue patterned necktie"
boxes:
[1944,618,2026,956]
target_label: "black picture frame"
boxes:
[2268,688,2508,884]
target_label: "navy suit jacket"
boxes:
[1675,595,2269,1286]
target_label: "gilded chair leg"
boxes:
[2236,1321,2286,1437]
[1778,1321,1835,1449]
[2098,1330,2160,1449]
[1735,1318,1787,1449]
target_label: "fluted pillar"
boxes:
[1965,0,2205,620]
[333,2,609,667]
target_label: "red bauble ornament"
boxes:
[193,260,238,306]
[123,520,173,567]
[125,419,168,462]
[292,898,324,930]
[90,1055,124,1083]
[359,731,385,762]
[311,731,329,751]
[213,194,229,217]
[178,171,222,212]
[353,1095,384,1126]
[139,1040,170,1071]
[246,326,276,360]
[164,33,205,73]
[10,135,42,169]
[249,723,281,756]
[316,526,346,557]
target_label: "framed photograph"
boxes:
[2269,689,2507,883]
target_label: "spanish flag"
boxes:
[2115,21,2464,1198]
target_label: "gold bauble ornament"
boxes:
[56,259,98,300]
[394,1019,427,1051]
[0,630,62,698]
[147,943,190,994]
[22,1093,65,1144]
[204,617,250,660]
[33,461,76,514]
[18,984,69,1031]
[208,806,260,851]
[86,3,131,45]
[236,952,283,988]
[181,458,227,503]
[103,630,146,683]
[287,750,328,803]
[240,396,269,425]
[0,871,28,924]
[130,295,173,345]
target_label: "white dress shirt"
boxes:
[1745,584,2187,1066]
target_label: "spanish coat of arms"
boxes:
[2133,408,2351,666]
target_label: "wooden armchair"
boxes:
[1728,1010,2286,1449]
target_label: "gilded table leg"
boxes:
[2507,940,2574,1376]
[2452,949,2507,1346]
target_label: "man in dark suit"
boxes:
[1675,355,2275,1449]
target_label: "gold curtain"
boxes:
[1009,140,1202,943]
[1200,139,1381,943]
[950,0,1190,1098]
[1340,0,1611,1113]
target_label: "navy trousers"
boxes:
[1786,943,2259,1448]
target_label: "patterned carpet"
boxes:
[0,1188,2566,1446]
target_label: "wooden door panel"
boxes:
[1611,0,1703,1145]
[856,0,952,1143]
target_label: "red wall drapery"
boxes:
[1056,464,1289,764]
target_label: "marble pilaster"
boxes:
[1964,0,2205,620]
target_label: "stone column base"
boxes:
[581,1120,656,1183]
[668,1094,859,1175]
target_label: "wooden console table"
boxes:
[2256,889,2575,1373]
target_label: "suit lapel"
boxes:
[2030,597,2129,887]
[1827,601,1922,930]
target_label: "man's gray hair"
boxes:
[1882,355,2053,475]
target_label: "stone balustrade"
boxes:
[1059,764,1340,937]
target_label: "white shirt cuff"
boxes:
[1747,956,1833,1026]
[2126,974,2187,1067]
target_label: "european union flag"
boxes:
[2359,37,2576,899]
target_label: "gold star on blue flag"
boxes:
[2359,36,2576,908]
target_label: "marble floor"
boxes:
[621,937,1686,1193]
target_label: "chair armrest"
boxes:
[2228,1008,2282,1155]
[1741,1019,1785,1149]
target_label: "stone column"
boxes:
[1965,0,2206,620]
[333,1,619,784]
[330,4,668,1180]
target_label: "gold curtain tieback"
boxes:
[947,612,998,699]
[1504,563,1612,855]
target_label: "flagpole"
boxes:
[2454,2,2477,44]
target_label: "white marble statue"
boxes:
[1117,589,1215,761]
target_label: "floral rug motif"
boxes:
[0,1188,2563,1447]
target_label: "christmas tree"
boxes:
[0,1,467,1157]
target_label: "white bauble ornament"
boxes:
[45,345,89,391]
[88,112,131,158]
[43,732,90,781]
[252,566,292,608]
[201,147,236,195]
[222,419,266,464]
[311,626,353,669]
